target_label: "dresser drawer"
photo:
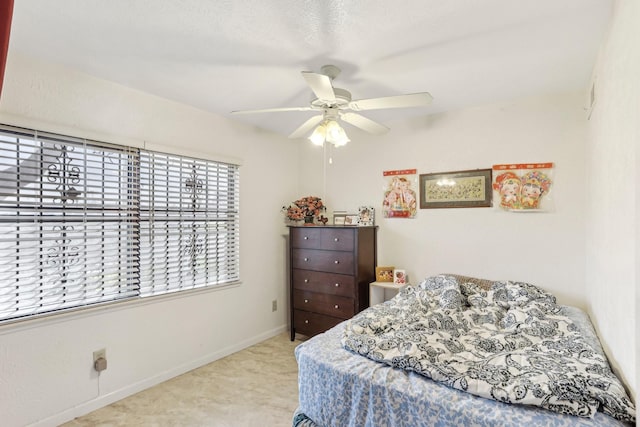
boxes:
[293,290,354,318]
[293,309,344,338]
[292,269,355,297]
[290,227,355,251]
[291,248,354,275]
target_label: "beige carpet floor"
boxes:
[62,332,302,427]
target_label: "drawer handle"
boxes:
[304,279,309,283]
[334,260,339,264]
[334,237,339,242]
[305,320,309,324]
[334,304,339,309]
[304,299,309,303]
[334,283,340,287]
[304,257,309,262]
[304,236,309,240]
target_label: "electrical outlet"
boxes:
[93,348,106,362]
[93,348,107,372]
[272,299,277,312]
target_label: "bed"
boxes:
[293,275,635,427]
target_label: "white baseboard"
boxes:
[29,325,288,427]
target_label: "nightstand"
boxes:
[369,281,407,305]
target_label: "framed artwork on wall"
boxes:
[419,168,492,209]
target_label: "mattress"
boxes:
[294,306,631,427]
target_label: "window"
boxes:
[0,124,240,323]
[138,151,240,295]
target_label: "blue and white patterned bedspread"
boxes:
[342,276,634,422]
[295,301,633,426]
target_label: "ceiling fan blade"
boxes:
[348,92,433,111]
[231,106,313,115]
[341,113,390,135]
[301,71,336,102]
[288,114,324,139]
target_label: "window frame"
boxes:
[0,124,241,325]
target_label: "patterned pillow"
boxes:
[446,274,494,290]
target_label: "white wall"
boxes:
[300,92,588,307]
[585,0,638,400]
[0,53,298,427]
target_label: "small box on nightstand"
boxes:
[369,281,408,306]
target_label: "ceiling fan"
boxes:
[231,64,433,146]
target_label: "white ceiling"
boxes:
[8,0,611,139]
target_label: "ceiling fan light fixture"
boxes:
[325,120,350,147]
[308,119,349,147]
[308,123,326,146]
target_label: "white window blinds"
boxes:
[139,151,240,295]
[0,124,240,323]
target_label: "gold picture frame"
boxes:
[419,168,492,209]
[375,266,395,282]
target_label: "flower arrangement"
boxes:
[283,196,326,222]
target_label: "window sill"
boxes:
[0,281,241,335]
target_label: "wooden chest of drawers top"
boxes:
[290,227,355,251]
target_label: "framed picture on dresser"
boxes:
[358,206,375,226]
[333,213,346,225]
[344,214,359,225]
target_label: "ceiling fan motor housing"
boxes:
[310,87,351,108]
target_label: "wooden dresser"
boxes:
[289,225,377,340]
